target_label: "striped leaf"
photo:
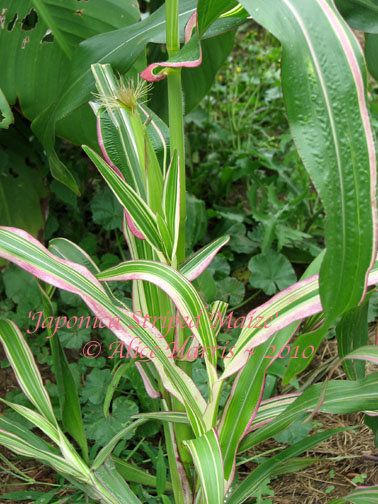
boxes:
[0,319,56,426]
[219,252,331,480]
[344,486,378,504]
[336,295,371,380]
[163,152,180,261]
[93,418,147,470]
[184,429,224,504]
[241,0,377,322]
[97,260,218,384]
[245,393,300,433]
[0,430,88,482]
[83,146,165,259]
[344,345,378,365]
[222,258,378,380]
[0,227,207,436]
[180,235,230,281]
[227,429,345,504]
[0,399,60,445]
[239,372,378,452]
[39,285,88,461]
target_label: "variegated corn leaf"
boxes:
[97,260,218,387]
[163,152,180,262]
[0,227,207,436]
[180,235,230,281]
[83,146,167,261]
[184,429,224,504]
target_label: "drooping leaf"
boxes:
[0,227,207,436]
[240,0,377,322]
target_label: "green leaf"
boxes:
[92,418,146,469]
[0,319,56,426]
[0,146,46,237]
[184,429,224,504]
[240,373,378,452]
[336,294,371,380]
[218,277,245,306]
[343,486,378,504]
[248,250,296,295]
[91,187,123,231]
[197,0,238,35]
[241,0,377,322]
[0,87,14,129]
[335,0,378,33]
[40,288,88,461]
[365,33,378,81]
[84,396,139,446]
[228,429,345,504]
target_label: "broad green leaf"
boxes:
[0,319,56,426]
[0,88,14,129]
[31,0,196,189]
[184,429,224,504]
[227,429,345,504]
[365,34,378,81]
[197,0,238,35]
[241,0,377,322]
[0,227,207,436]
[248,250,297,296]
[336,295,371,379]
[335,0,378,33]
[0,141,46,237]
[0,0,140,192]
[240,372,378,452]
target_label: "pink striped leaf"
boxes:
[0,227,207,436]
[240,0,377,324]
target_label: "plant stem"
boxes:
[166,0,186,264]
[165,0,193,473]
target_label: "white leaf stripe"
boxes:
[223,258,378,379]
[239,372,378,452]
[0,228,207,436]
[97,260,218,372]
[0,399,60,445]
[317,0,377,289]
[83,146,165,256]
[0,430,88,482]
[0,320,56,426]
[180,235,230,281]
[185,429,224,504]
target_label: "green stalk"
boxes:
[165,0,194,474]
[166,0,186,265]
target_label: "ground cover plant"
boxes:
[0,0,378,502]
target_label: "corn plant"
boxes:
[0,1,378,503]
